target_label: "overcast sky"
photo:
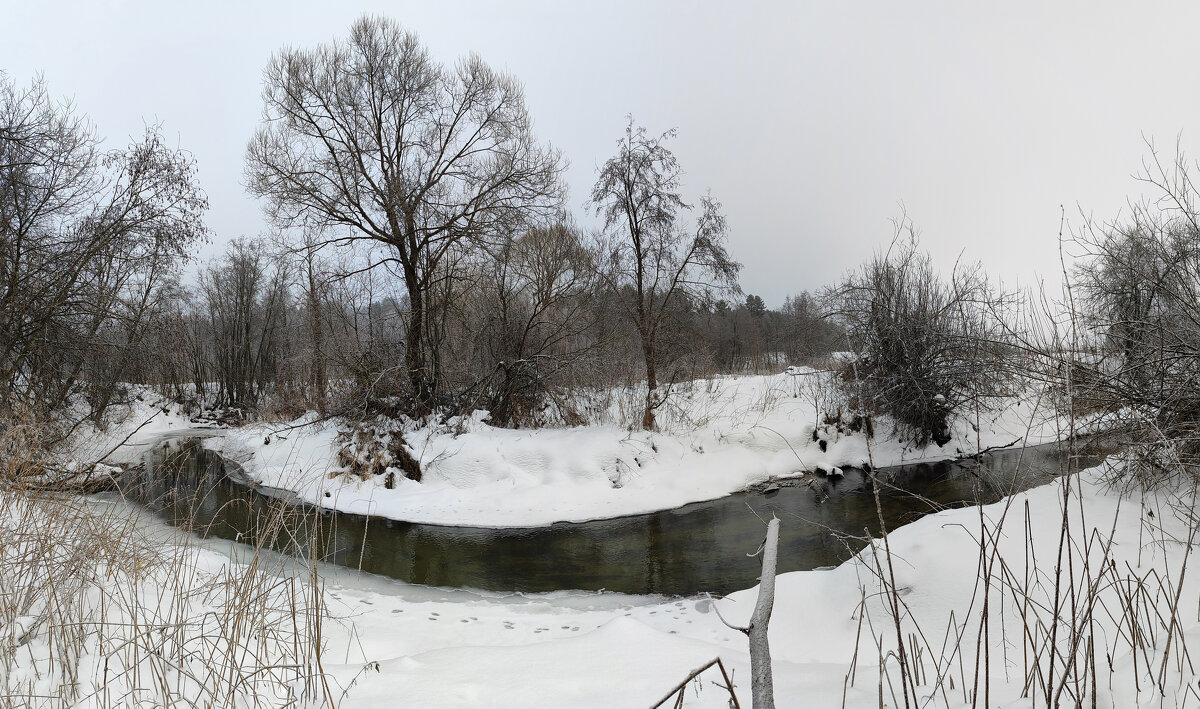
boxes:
[4,1,1200,306]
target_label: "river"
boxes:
[109,436,1106,596]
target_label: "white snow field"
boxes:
[200,373,1064,527]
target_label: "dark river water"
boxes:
[112,437,1106,596]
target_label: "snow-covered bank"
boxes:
[202,373,1064,527]
[12,423,1198,706]
[314,461,1199,708]
[40,393,209,485]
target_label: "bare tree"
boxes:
[471,221,597,425]
[589,118,740,429]
[1069,149,1200,479]
[270,227,334,413]
[245,15,566,414]
[301,231,329,412]
[198,239,290,410]
[0,72,207,429]
[779,292,842,364]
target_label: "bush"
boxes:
[1071,174,1200,481]
[829,226,1013,446]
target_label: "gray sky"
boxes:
[4,1,1200,306]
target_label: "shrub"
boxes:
[829,226,1013,446]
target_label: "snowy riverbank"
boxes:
[198,373,1066,527]
[19,382,1198,707]
[75,457,1188,708]
[308,461,1199,707]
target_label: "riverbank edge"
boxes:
[89,376,1084,529]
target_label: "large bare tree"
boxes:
[589,118,740,430]
[245,15,565,414]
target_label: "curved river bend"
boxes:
[110,438,1105,596]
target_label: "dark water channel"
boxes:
[113,438,1106,596]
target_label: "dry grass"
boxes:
[0,432,339,708]
[840,443,1200,709]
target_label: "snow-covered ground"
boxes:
[201,373,1064,527]
[53,393,216,478]
[318,461,1200,708]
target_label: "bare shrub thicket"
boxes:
[829,224,1016,446]
[441,222,600,426]
[1070,150,1200,483]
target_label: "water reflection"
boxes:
[115,439,1103,596]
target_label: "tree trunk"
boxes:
[641,339,657,430]
[748,518,779,708]
[404,274,432,414]
[306,261,326,413]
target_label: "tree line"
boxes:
[6,14,1198,482]
[1,15,844,445]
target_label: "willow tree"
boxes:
[246,16,565,414]
[590,119,740,430]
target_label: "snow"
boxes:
[294,461,1197,707]
[7,379,1197,706]
[40,457,1161,708]
[54,392,210,472]
[202,373,1065,527]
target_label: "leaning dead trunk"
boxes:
[747,517,779,708]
